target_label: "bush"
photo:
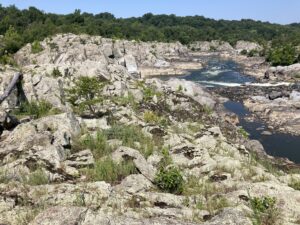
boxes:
[155,167,184,194]
[65,76,105,116]
[82,157,137,184]
[249,195,280,225]
[240,49,248,55]
[13,100,60,119]
[31,41,43,54]
[51,67,63,77]
[266,45,299,66]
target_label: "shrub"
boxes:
[155,167,184,194]
[241,49,248,55]
[266,45,298,66]
[31,41,43,54]
[65,76,106,116]
[13,100,60,119]
[249,195,280,225]
[143,110,161,124]
[82,157,137,184]
[238,127,249,138]
[51,67,62,77]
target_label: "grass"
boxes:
[143,110,169,127]
[31,40,43,54]
[238,127,249,138]
[25,169,49,186]
[81,157,137,184]
[288,178,300,190]
[249,153,283,176]
[13,100,61,119]
[75,124,160,159]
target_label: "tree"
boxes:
[267,45,298,66]
[65,76,106,116]
[2,25,23,54]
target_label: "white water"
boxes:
[198,80,292,87]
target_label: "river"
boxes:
[160,58,300,164]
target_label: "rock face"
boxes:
[235,41,263,53]
[265,63,300,81]
[0,34,299,225]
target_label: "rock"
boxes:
[244,140,265,155]
[112,146,157,182]
[203,207,252,225]
[235,41,263,54]
[114,174,153,194]
[64,149,94,168]
[29,206,87,225]
[124,54,139,76]
[0,110,19,131]
[268,91,283,100]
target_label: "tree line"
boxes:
[0,5,300,66]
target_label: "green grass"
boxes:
[31,40,43,54]
[13,100,61,119]
[51,67,63,77]
[82,157,137,184]
[238,127,249,138]
[25,169,49,186]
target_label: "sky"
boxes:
[1,0,300,25]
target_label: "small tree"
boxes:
[65,76,105,116]
[3,26,23,54]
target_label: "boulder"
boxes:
[112,146,157,182]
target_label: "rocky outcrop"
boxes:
[0,34,299,225]
[265,63,300,81]
[235,41,263,53]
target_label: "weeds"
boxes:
[25,169,49,186]
[82,157,137,184]
[13,100,61,119]
[288,178,300,190]
[31,41,43,54]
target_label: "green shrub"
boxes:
[65,76,106,116]
[82,157,137,184]
[51,67,62,77]
[241,49,248,55]
[249,195,280,225]
[266,45,298,66]
[155,167,184,194]
[31,41,43,54]
[238,127,249,138]
[0,54,17,66]
[13,100,60,119]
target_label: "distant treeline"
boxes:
[0,5,300,65]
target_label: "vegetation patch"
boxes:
[31,40,43,54]
[82,157,137,184]
[154,167,184,194]
[65,76,106,116]
[13,100,61,119]
[249,195,281,225]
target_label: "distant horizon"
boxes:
[1,0,300,25]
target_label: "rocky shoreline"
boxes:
[0,34,300,225]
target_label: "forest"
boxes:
[0,5,300,66]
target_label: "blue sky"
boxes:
[1,0,300,24]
